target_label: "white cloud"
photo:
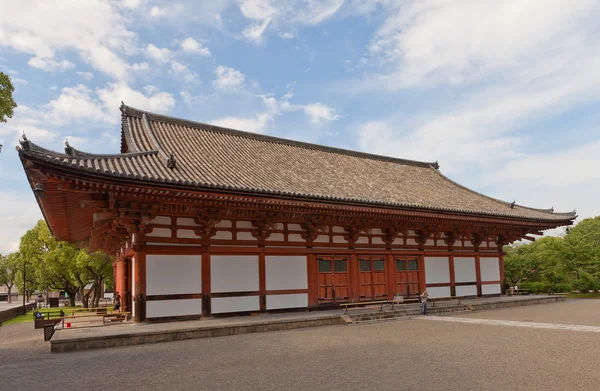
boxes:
[180,37,211,56]
[213,66,245,91]
[212,112,273,134]
[0,191,42,254]
[150,6,165,17]
[121,0,143,8]
[278,32,294,39]
[28,57,75,72]
[45,84,112,125]
[97,82,176,116]
[146,44,171,63]
[143,85,159,94]
[77,71,94,80]
[237,0,345,43]
[302,103,339,123]
[170,61,198,82]
[0,0,139,80]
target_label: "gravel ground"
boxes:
[459,299,600,325]
[2,301,599,391]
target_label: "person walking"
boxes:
[114,292,121,312]
[420,290,429,315]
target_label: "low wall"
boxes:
[0,303,37,324]
[468,296,566,311]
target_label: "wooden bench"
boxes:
[429,296,462,307]
[389,297,420,310]
[102,312,130,325]
[340,301,389,314]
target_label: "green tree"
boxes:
[76,251,113,308]
[0,71,17,123]
[0,253,19,303]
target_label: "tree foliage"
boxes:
[0,71,17,123]
[0,252,20,303]
[504,216,600,292]
[18,220,114,307]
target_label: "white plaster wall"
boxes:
[236,232,256,241]
[480,257,501,281]
[216,220,232,228]
[236,221,254,229]
[455,285,477,297]
[147,228,172,238]
[265,256,307,290]
[288,234,305,242]
[314,235,329,243]
[454,257,476,283]
[332,236,347,243]
[177,229,201,239]
[288,224,302,231]
[406,238,418,245]
[149,216,171,225]
[146,255,201,295]
[356,236,369,244]
[426,286,451,298]
[425,239,436,247]
[392,238,403,245]
[266,294,308,310]
[177,217,197,226]
[372,237,385,245]
[482,284,502,295]
[146,299,202,318]
[211,296,260,314]
[212,231,233,240]
[211,256,259,293]
[266,233,285,241]
[425,257,450,284]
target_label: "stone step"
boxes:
[349,305,472,324]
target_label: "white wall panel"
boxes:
[177,217,197,226]
[211,256,259,292]
[266,294,308,310]
[454,257,476,282]
[356,236,369,244]
[314,235,329,243]
[216,220,232,228]
[149,216,171,225]
[332,235,347,243]
[147,228,172,237]
[482,284,501,295]
[236,232,256,241]
[406,238,418,245]
[212,231,233,240]
[177,229,201,239]
[426,286,451,298]
[455,285,477,297]
[236,221,254,229]
[425,257,450,284]
[372,237,385,245]
[266,233,285,241]
[146,255,201,295]
[146,299,202,318]
[480,257,501,281]
[288,234,306,242]
[211,296,260,314]
[265,256,307,290]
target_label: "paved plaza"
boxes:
[2,299,600,391]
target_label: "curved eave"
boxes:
[17,148,577,226]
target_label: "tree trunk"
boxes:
[6,285,12,304]
[93,284,101,308]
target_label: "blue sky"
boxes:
[1,0,600,254]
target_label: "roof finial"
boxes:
[19,132,31,151]
[119,101,126,114]
[64,138,74,156]
[167,152,176,169]
[510,201,516,209]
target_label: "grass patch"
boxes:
[565,292,600,299]
[1,306,114,326]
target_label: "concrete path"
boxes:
[421,316,600,333]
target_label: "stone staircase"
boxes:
[344,304,472,325]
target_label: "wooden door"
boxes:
[317,256,349,303]
[359,257,387,300]
[395,258,420,297]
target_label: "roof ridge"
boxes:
[429,167,577,218]
[120,103,440,169]
[18,139,159,159]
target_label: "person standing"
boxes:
[420,290,429,315]
[114,292,121,312]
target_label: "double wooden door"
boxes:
[317,256,349,303]
[395,257,420,297]
[359,257,387,300]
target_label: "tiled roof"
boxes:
[17,104,576,222]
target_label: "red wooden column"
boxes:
[499,252,505,295]
[349,253,359,302]
[385,254,395,299]
[133,234,146,323]
[306,253,318,306]
[448,254,456,297]
[475,254,482,297]
[418,254,426,294]
[202,252,211,316]
[259,253,266,312]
